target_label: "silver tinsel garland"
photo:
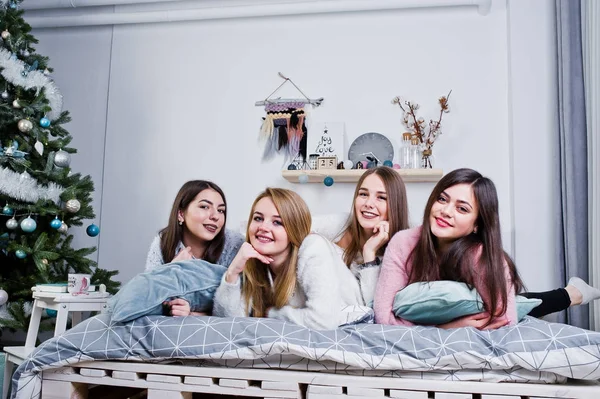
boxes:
[0,166,63,204]
[0,48,63,120]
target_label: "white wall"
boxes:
[31,0,558,288]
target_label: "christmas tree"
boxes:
[0,0,119,335]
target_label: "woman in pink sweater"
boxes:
[373,168,524,329]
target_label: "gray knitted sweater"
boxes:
[144,228,244,271]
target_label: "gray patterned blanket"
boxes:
[11,314,600,398]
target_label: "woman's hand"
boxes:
[226,242,274,283]
[362,221,390,262]
[437,312,509,330]
[171,246,193,262]
[164,298,192,317]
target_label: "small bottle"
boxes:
[400,132,412,169]
[421,149,434,169]
[409,138,421,169]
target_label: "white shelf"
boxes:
[282,168,443,183]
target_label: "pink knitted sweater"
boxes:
[373,226,517,327]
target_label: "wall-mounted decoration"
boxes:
[392,91,452,168]
[256,73,324,169]
[308,122,345,163]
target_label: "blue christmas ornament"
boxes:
[20,216,37,233]
[86,224,100,237]
[324,176,334,187]
[15,249,27,259]
[50,217,62,229]
[383,160,394,167]
[2,205,13,215]
[298,174,309,184]
[46,309,57,317]
[39,117,51,128]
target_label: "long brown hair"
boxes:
[342,166,409,266]
[407,168,524,323]
[160,180,228,264]
[242,188,312,317]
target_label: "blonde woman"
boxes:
[212,188,365,330]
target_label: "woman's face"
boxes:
[179,188,225,242]
[429,183,478,245]
[354,174,389,231]
[248,197,290,257]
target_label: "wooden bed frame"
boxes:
[39,361,600,399]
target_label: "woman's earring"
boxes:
[178,219,183,226]
[473,227,478,234]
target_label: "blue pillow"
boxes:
[392,281,541,325]
[108,260,227,323]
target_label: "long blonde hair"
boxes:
[242,188,312,317]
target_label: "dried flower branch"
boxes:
[391,90,452,151]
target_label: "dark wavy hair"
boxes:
[160,180,227,264]
[407,168,524,325]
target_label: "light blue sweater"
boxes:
[144,228,244,271]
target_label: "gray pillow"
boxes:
[108,260,227,323]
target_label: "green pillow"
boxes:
[392,281,541,325]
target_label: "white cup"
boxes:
[68,274,91,295]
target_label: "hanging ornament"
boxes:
[2,205,13,215]
[86,224,100,237]
[12,99,21,108]
[50,216,62,229]
[22,49,30,57]
[43,69,50,76]
[17,119,33,133]
[20,216,37,233]
[46,309,57,317]
[42,258,48,265]
[20,171,31,182]
[6,217,18,230]
[58,221,68,234]
[15,249,27,259]
[39,117,51,128]
[298,174,309,184]
[324,176,334,187]
[34,140,44,155]
[54,150,71,168]
[1,91,8,99]
[1,31,10,40]
[65,199,81,213]
[0,289,8,306]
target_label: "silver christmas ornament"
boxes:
[6,218,18,229]
[22,50,30,57]
[65,199,81,213]
[54,150,71,168]
[17,119,33,132]
[58,222,68,234]
[1,30,10,40]
[0,289,8,306]
[1,91,8,99]
[12,99,21,108]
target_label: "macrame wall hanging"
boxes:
[256,73,323,169]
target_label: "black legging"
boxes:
[521,288,571,318]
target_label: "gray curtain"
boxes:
[556,0,588,328]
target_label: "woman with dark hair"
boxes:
[373,168,600,329]
[144,180,244,315]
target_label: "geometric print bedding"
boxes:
[11,314,600,398]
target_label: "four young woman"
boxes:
[142,168,600,329]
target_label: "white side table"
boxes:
[2,287,110,399]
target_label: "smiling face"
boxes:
[354,174,389,233]
[178,188,225,242]
[248,197,291,259]
[429,183,479,248]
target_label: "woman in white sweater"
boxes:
[212,187,364,330]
